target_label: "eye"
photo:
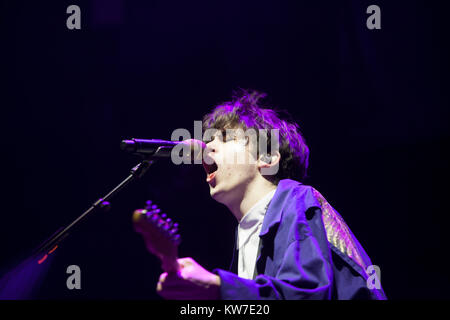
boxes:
[203,130,227,144]
[227,132,247,145]
[203,136,213,144]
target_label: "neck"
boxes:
[227,176,277,222]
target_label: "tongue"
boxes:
[206,172,216,182]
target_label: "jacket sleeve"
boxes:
[213,232,333,300]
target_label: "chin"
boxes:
[209,188,222,201]
[209,186,228,205]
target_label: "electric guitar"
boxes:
[132,200,181,272]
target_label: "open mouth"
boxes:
[203,158,218,183]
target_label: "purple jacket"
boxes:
[214,179,387,300]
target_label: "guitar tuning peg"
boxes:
[161,213,167,219]
[145,210,153,218]
[165,218,172,226]
[145,200,152,209]
[172,234,181,244]
[157,216,166,227]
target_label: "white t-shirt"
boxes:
[237,189,276,279]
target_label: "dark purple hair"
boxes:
[202,89,309,184]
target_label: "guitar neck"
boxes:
[160,254,179,273]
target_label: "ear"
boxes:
[257,151,281,170]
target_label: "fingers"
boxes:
[156,257,219,300]
[177,257,194,268]
[157,271,186,290]
[156,271,189,299]
[156,272,167,293]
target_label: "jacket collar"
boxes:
[259,179,302,237]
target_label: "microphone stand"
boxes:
[0,145,181,299]
[32,150,164,264]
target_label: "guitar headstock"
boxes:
[133,200,181,270]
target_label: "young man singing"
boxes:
[144,90,386,300]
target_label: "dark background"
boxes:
[0,0,449,299]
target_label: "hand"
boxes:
[157,257,221,300]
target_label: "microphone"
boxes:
[120,138,206,161]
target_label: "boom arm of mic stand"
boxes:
[32,158,155,263]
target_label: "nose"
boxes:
[205,139,216,154]
[205,145,215,158]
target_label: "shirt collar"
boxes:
[239,189,276,229]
